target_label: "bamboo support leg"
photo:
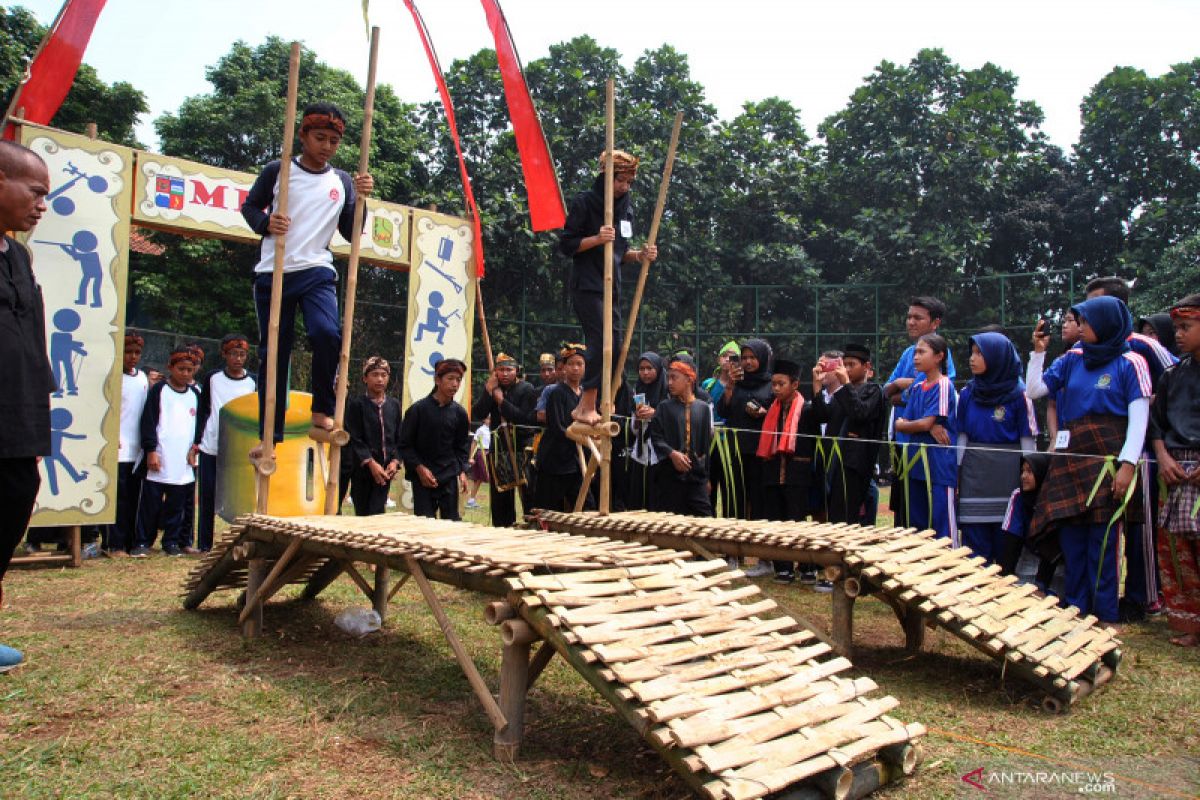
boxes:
[68,525,81,568]
[372,565,390,623]
[831,579,856,658]
[301,560,345,600]
[242,558,267,638]
[494,619,537,760]
[526,641,556,690]
[902,606,926,653]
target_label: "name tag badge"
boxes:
[619,220,633,238]
[1055,430,1070,450]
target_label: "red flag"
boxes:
[3,0,108,140]
[401,0,486,278]
[479,0,565,232]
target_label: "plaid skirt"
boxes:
[1159,448,1200,538]
[1030,414,1143,553]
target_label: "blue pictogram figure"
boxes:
[413,291,462,345]
[420,350,445,376]
[36,231,103,307]
[44,408,89,495]
[50,308,87,398]
[45,162,109,217]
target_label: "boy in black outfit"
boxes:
[811,344,886,526]
[399,358,469,519]
[471,352,538,526]
[345,356,402,516]
[649,359,713,517]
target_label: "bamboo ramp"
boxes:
[181,513,925,799]
[532,510,1121,712]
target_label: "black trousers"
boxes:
[489,479,531,528]
[535,471,587,513]
[196,452,218,550]
[762,483,810,574]
[350,467,392,516]
[627,460,654,511]
[412,481,459,520]
[827,466,872,526]
[572,289,623,392]
[0,457,41,583]
[105,460,143,552]
[657,471,712,517]
[136,479,195,550]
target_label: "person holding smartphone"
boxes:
[718,340,774,523]
[628,352,666,510]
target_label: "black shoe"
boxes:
[1117,598,1146,624]
[162,546,183,557]
[129,546,151,559]
[774,572,796,584]
[798,570,818,585]
[813,580,834,593]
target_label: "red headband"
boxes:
[1170,305,1200,322]
[124,332,144,347]
[222,338,249,355]
[300,112,345,136]
[669,360,697,383]
[168,351,197,368]
[435,359,466,378]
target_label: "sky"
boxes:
[17,0,1200,153]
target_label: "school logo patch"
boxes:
[992,406,1006,422]
[329,188,340,202]
[1096,373,1113,389]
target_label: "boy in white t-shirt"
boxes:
[106,331,149,556]
[193,333,255,551]
[240,101,373,455]
[132,348,200,558]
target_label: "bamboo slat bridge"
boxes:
[183,513,924,800]
[533,510,1121,713]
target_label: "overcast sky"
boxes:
[18,0,1200,152]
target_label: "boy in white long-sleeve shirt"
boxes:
[106,332,149,556]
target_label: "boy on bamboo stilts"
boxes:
[558,150,657,426]
[240,102,374,457]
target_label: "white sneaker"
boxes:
[466,498,479,508]
[725,556,739,569]
[744,561,774,578]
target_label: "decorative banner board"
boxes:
[400,209,477,510]
[133,152,411,269]
[19,127,133,526]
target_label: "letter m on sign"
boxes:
[190,180,227,208]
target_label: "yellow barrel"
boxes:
[217,391,328,519]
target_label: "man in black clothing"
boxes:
[471,352,538,526]
[535,345,588,512]
[558,150,657,426]
[811,344,887,525]
[344,356,403,516]
[399,359,470,520]
[649,359,713,517]
[0,141,53,673]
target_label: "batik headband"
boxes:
[599,149,639,176]
[435,358,466,378]
[300,113,345,136]
[363,356,391,376]
[668,360,697,383]
[167,350,197,368]
[495,352,518,368]
[1170,304,1200,321]
[559,343,587,361]
[222,337,249,354]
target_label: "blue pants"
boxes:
[962,522,1006,562]
[905,481,957,544]
[1059,522,1120,622]
[136,480,195,550]
[254,269,341,442]
[104,460,143,552]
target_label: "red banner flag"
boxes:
[401,0,486,278]
[3,0,108,140]
[479,0,565,232]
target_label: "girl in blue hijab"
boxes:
[1025,295,1152,622]
[956,331,1038,565]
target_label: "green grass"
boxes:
[2,488,1198,799]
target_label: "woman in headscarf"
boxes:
[718,339,774,522]
[956,331,1038,565]
[999,452,1052,579]
[1026,296,1152,622]
[1138,312,1180,357]
[627,352,667,510]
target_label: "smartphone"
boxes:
[745,399,761,414]
[822,357,842,373]
[633,393,646,406]
[728,354,740,365]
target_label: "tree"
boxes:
[0,5,147,146]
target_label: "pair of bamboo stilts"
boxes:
[253,31,381,516]
[570,83,683,514]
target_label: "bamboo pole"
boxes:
[238,537,302,624]
[476,277,496,373]
[322,27,381,516]
[599,78,615,516]
[254,42,301,512]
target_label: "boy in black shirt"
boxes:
[345,356,402,516]
[398,359,469,520]
[649,359,713,517]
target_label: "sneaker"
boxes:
[0,643,24,674]
[129,546,151,559]
[798,570,818,585]
[744,561,773,578]
[1145,599,1165,616]
[774,572,796,584]
[182,546,201,556]
[107,550,130,559]
[813,580,834,593]
[82,542,102,560]
[162,546,183,557]
[465,498,479,509]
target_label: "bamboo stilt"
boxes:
[599,79,615,516]
[255,42,302,512]
[323,27,381,516]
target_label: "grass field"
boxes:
[2,489,1198,799]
